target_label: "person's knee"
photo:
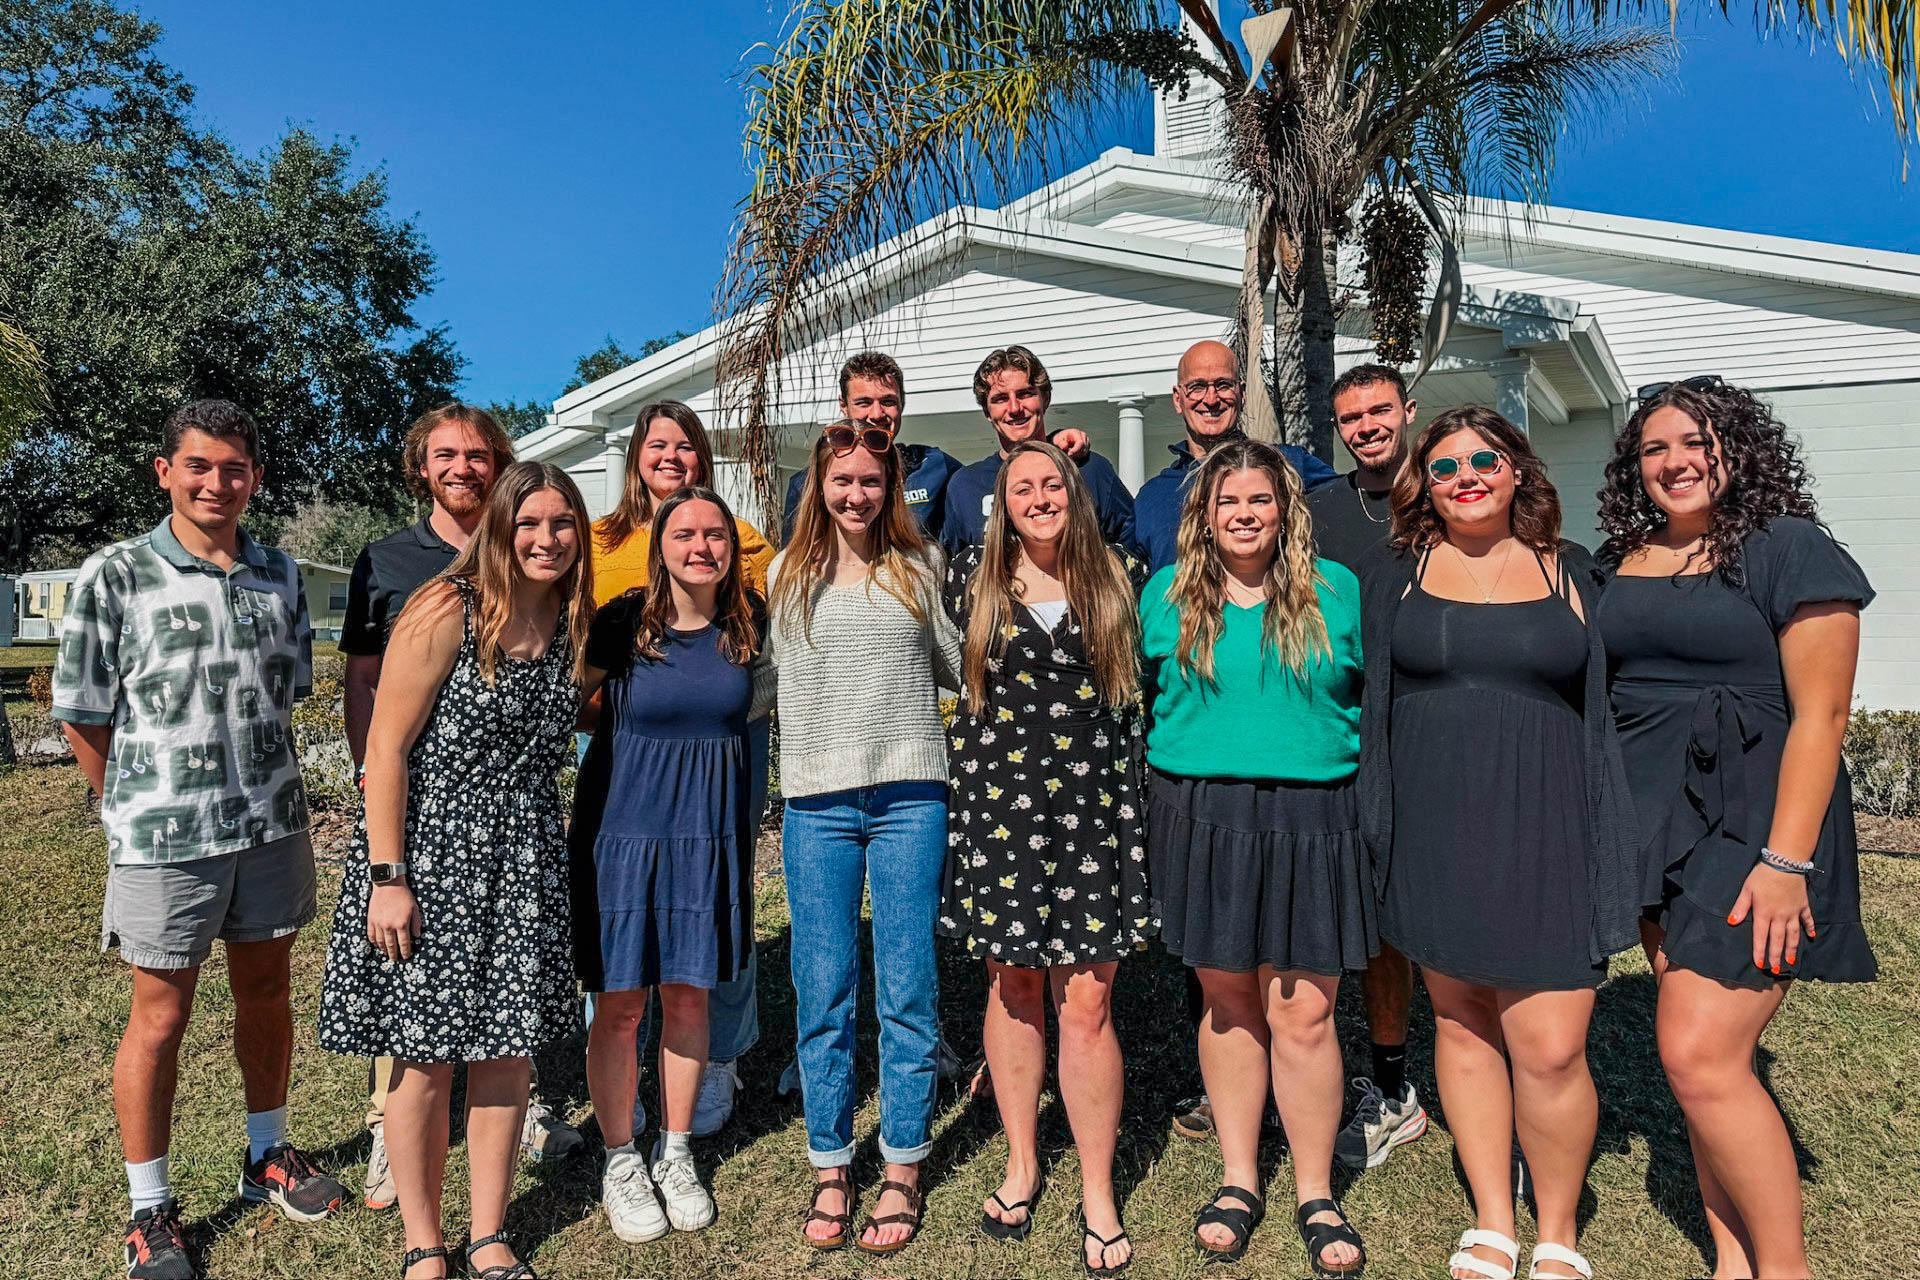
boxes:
[127,986,195,1051]
[1513,1034,1589,1085]
[1659,1023,1739,1102]
[594,992,650,1035]
[1054,985,1115,1046]
[1267,991,1336,1052]
[657,984,709,1023]
[229,962,291,1012]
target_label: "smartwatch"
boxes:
[369,861,408,886]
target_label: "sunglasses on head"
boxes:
[1425,448,1506,484]
[1636,374,1724,402]
[823,423,895,457]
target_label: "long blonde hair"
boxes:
[963,441,1137,712]
[1169,439,1327,686]
[435,461,596,685]
[596,400,717,552]
[770,427,932,633]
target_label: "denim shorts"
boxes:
[101,831,317,970]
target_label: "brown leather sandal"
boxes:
[803,1169,854,1251]
[854,1178,925,1256]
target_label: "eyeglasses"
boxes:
[1425,449,1506,484]
[823,423,895,457]
[1179,378,1242,399]
[1636,374,1724,402]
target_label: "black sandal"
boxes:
[1081,1208,1133,1278]
[854,1178,925,1256]
[399,1244,448,1278]
[803,1169,854,1251]
[465,1232,536,1280]
[981,1178,1043,1242]
[1295,1198,1366,1277]
[1195,1184,1265,1263]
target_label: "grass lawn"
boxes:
[0,640,58,668]
[2,764,1915,1279]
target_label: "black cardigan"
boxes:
[1357,540,1643,967]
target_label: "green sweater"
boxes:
[1139,561,1363,782]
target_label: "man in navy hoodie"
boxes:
[781,351,965,541]
[941,345,1137,554]
[1134,340,1339,572]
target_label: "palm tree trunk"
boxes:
[1269,225,1340,461]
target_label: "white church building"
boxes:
[519,93,1920,711]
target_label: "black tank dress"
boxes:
[1599,517,1877,989]
[1380,550,1605,990]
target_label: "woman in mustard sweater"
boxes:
[1140,439,1370,1278]
[587,400,774,1140]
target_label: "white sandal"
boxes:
[1448,1228,1520,1280]
[1527,1241,1592,1279]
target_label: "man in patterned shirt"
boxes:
[54,400,346,1280]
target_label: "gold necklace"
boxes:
[1451,541,1513,603]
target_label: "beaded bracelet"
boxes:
[1760,846,1817,876]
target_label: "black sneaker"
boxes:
[238,1144,347,1223]
[124,1197,197,1279]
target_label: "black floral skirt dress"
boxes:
[318,582,581,1063]
[937,545,1153,968]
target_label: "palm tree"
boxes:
[0,319,45,455]
[716,0,1918,522]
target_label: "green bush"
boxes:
[1846,708,1920,820]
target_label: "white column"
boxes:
[1490,358,1531,434]
[601,436,627,519]
[1108,391,1147,492]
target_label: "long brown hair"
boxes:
[962,441,1138,713]
[434,461,595,685]
[1390,406,1561,553]
[770,426,932,633]
[596,400,717,552]
[629,487,761,666]
[1168,439,1327,686]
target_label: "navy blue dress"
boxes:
[569,597,755,992]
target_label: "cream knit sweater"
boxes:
[766,547,962,798]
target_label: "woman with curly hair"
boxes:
[1597,379,1876,1280]
[1142,438,1370,1276]
[1359,407,1641,1280]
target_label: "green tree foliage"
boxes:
[0,0,461,567]
[487,398,550,437]
[268,500,409,570]
[562,331,691,394]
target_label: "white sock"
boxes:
[127,1154,171,1213]
[654,1129,691,1163]
[246,1105,288,1163]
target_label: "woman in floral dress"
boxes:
[318,462,595,1280]
[940,440,1149,1277]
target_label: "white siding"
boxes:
[1769,383,1920,711]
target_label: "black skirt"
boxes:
[1146,769,1376,976]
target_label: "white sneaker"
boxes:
[601,1145,670,1243]
[363,1120,397,1210]
[1334,1077,1429,1169]
[650,1149,716,1232]
[691,1061,740,1138]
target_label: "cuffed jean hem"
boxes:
[879,1136,934,1165]
[806,1141,857,1169]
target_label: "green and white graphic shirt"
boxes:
[52,519,314,865]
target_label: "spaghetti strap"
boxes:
[1531,548,1554,593]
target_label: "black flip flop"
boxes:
[981,1179,1042,1241]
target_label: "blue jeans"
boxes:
[580,719,769,1065]
[783,780,947,1168]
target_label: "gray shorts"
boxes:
[102,831,318,970]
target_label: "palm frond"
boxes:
[714,0,1194,527]
[1579,0,1918,136]
[0,320,48,453]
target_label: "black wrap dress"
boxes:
[1599,517,1878,988]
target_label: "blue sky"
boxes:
[146,2,1920,407]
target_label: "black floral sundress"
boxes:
[937,544,1153,967]
[318,581,580,1062]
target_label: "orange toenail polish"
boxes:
[1787,952,1796,965]
[1727,914,1738,925]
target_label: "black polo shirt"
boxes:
[339,518,460,657]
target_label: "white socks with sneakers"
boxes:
[654,1129,692,1163]
[246,1105,289,1163]
[127,1154,171,1213]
